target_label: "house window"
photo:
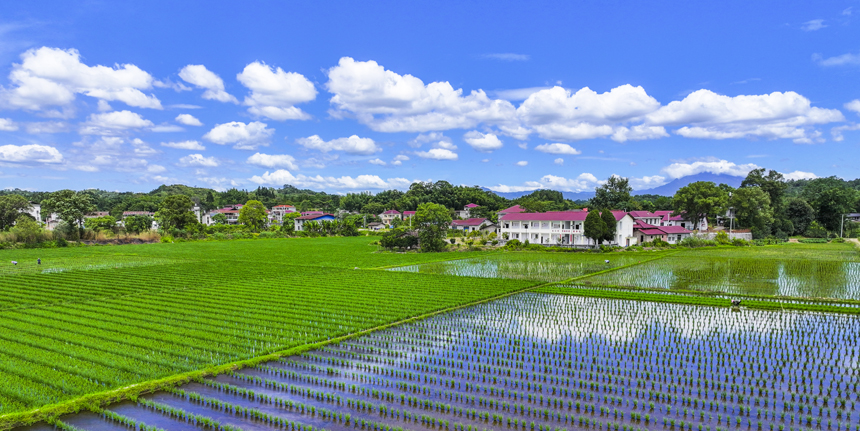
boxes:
[512,221,520,228]
[552,222,561,229]
[541,222,549,229]
[575,224,581,230]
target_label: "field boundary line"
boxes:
[544,250,679,286]
[0,278,549,430]
[370,252,502,270]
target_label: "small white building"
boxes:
[294,213,336,231]
[652,210,708,230]
[379,210,401,225]
[633,220,693,244]
[269,205,296,225]
[499,210,636,247]
[455,203,480,219]
[450,218,490,233]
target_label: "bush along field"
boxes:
[32,292,859,431]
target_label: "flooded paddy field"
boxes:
[42,292,859,431]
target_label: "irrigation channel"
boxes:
[26,292,859,431]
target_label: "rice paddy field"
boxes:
[1,238,859,430]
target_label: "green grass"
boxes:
[0,237,539,418]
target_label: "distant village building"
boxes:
[366,222,385,231]
[269,205,297,225]
[632,220,692,244]
[379,210,402,225]
[455,203,480,219]
[294,213,336,231]
[451,218,490,233]
[499,210,636,247]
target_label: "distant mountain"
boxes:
[633,173,744,196]
[483,172,745,202]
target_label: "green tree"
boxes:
[731,186,774,238]
[0,194,32,231]
[785,198,815,235]
[801,177,858,231]
[583,210,606,248]
[413,202,452,252]
[238,200,268,232]
[124,215,153,233]
[10,214,43,244]
[212,213,228,225]
[517,199,550,213]
[601,210,618,244]
[741,169,787,213]
[672,182,728,231]
[41,190,96,237]
[591,176,632,210]
[361,202,386,216]
[155,195,198,231]
[84,215,117,232]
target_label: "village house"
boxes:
[201,204,243,226]
[294,213,336,231]
[269,205,296,225]
[379,210,402,225]
[450,218,490,233]
[652,210,708,230]
[121,211,159,230]
[497,204,525,217]
[455,203,480,219]
[366,222,385,231]
[632,220,692,244]
[499,210,636,247]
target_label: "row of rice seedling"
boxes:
[47,291,857,431]
[0,266,533,417]
[579,255,860,299]
[387,252,658,283]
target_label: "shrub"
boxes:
[804,221,827,238]
[714,231,731,245]
[679,236,717,248]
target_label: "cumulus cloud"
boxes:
[516,161,528,166]
[554,158,564,165]
[534,143,581,155]
[25,121,69,134]
[3,47,161,111]
[629,175,667,190]
[246,152,298,170]
[491,87,550,102]
[610,125,669,142]
[79,110,154,135]
[326,57,516,132]
[237,61,316,121]
[408,132,449,148]
[517,85,661,141]
[391,155,409,166]
[801,19,826,31]
[0,118,18,131]
[175,113,203,126]
[463,131,503,152]
[178,153,219,167]
[161,140,205,150]
[369,158,386,166]
[782,171,818,181]
[660,158,761,179]
[178,65,238,103]
[415,148,458,160]
[249,169,412,190]
[813,51,860,67]
[488,172,602,193]
[831,123,860,141]
[647,90,843,143]
[0,144,63,164]
[203,121,273,150]
[296,135,379,155]
[845,100,860,114]
[131,138,159,156]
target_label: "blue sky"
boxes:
[0,0,858,193]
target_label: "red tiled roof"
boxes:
[498,205,525,214]
[272,205,295,209]
[296,213,335,220]
[402,211,416,216]
[634,220,657,229]
[637,229,666,236]
[451,218,487,226]
[501,211,589,222]
[658,225,692,234]
[634,225,691,235]
[628,211,656,218]
[464,203,479,208]
[381,210,401,215]
[301,211,324,216]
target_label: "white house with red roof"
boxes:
[379,209,401,225]
[451,218,490,232]
[402,210,416,219]
[202,204,244,225]
[455,203,480,219]
[269,205,296,225]
[627,211,663,226]
[499,209,636,246]
[294,213,336,231]
[497,205,525,217]
[652,210,707,230]
[632,219,693,244]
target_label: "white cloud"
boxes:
[249,169,412,190]
[831,123,860,141]
[178,65,238,103]
[414,148,458,160]
[801,19,826,31]
[660,158,761,179]
[369,158,386,166]
[203,121,273,150]
[178,153,219,167]
[408,132,449,148]
[491,87,551,101]
[610,125,669,142]
[534,143,581,155]
[246,152,298,170]
[554,158,564,165]
[518,85,661,141]
[463,131,503,152]
[391,154,409,166]
[147,164,166,173]
[488,172,602,193]
[845,100,860,114]
[782,171,818,181]
[161,140,205,150]
[296,134,379,155]
[518,142,528,149]
[326,57,516,132]
[516,160,528,166]
[481,53,530,61]
[131,138,159,156]
[150,124,184,132]
[79,110,154,135]
[3,47,161,111]
[97,100,112,111]
[647,90,843,143]
[237,61,316,121]
[813,51,860,67]
[0,144,63,163]
[25,121,69,134]
[629,175,667,190]
[0,118,18,131]
[175,113,203,126]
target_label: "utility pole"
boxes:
[841,214,845,238]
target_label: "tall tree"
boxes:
[413,202,452,252]
[155,195,198,231]
[741,169,787,214]
[124,215,153,234]
[0,194,32,231]
[41,190,96,236]
[591,176,632,210]
[238,200,269,232]
[801,177,858,231]
[785,197,815,235]
[672,181,728,230]
[731,186,774,238]
[583,210,606,248]
[601,210,618,244]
